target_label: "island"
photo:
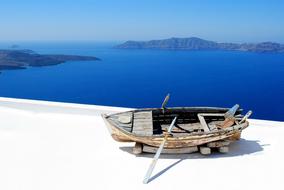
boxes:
[115,37,284,53]
[0,49,100,71]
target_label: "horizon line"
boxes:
[0,37,283,44]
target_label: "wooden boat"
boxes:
[102,95,252,154]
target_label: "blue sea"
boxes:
[0,42,283,121]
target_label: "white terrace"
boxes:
[0,97,283,190]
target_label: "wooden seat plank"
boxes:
[133,111,153,136]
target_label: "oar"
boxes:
[240,110,253,123]
[161,93,170,109]
[161,93,170,114]
[143,116,177,184]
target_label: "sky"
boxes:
[0,0,283,42]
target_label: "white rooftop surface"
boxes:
[0,97,283,190]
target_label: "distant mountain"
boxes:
[0,49,100,71]
[115,37,284,53]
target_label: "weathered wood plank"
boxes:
[133,111,153,136]
[197,114,210,132]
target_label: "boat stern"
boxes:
[101,113,134,142]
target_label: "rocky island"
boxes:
[115,37,284,53]
[0,49,100,71]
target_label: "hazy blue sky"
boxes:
[0,0,283,42]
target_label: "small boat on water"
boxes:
[102,94,252,154]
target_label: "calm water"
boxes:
[0,42,283,121]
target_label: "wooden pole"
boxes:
[143,116,177,184]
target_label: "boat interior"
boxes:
[107,107,242,137]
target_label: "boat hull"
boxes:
[102,113,248,148]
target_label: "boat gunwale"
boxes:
[102,113,248,140]
[105,106,243,117]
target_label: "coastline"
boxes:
[0,49,100,71]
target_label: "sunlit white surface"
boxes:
[0,97,283,190]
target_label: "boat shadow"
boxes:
[120,139,267,183]
[119,138,267,159]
